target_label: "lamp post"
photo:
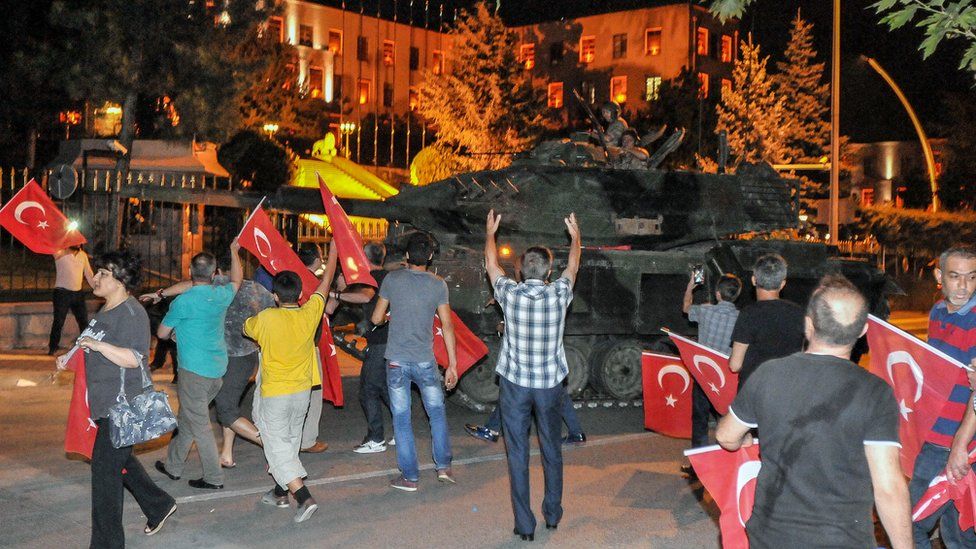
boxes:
[339,121,357,159]
[862,56,939,212]
[262,122,279,139]
[829,0,840,245]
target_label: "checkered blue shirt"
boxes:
[687,301,739,354]
[493,276,573,389]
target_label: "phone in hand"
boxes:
[692,265,705,285]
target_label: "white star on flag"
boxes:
[665,394,677,407]
[37,220,49,229]
[330,344,337,357]
[899,398,913,421]
[709,382,720,394]
[435,327,443,337]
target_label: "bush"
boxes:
[217,130,291,192]
[858,205,976,256]
[409,144,465,186]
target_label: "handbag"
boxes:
[108,364,177,449]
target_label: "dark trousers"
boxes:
[486,389,583,437]
[359,343,390,443]
[691,384,717,448]
[49,288,87,352]
[90,418,173,549]
[499,377,564,535]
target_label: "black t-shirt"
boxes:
[364,268,388,345]
[731,299,805,388]
[83,297,152,419]
[729,353,900,548]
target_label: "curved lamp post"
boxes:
[862,55,940,212]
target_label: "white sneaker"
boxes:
[353,440,387,454]
[387,437,396,446]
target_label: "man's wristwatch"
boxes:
[155,289,164,300]
[331,290,342,301]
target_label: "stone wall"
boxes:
[0,301,101,350]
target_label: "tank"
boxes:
[331,140,891,411]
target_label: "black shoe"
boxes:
[513,529,534,541]
[188,478,223,490]
[545,523,558,530]
[464,423,499,443]
[154,461,180,480]
[562,432,586,445]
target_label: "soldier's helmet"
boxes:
[600,101,621,120]
[621,128,639,144]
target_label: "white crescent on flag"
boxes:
[886,350,925,403]
[657,365,691,394]
[14,201,46,225]
[736,460,762,527]
[253,227,273,258]
[693,354,727,389]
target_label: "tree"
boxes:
[634,68,719,170]
[217,129,291,192]
[418,3,551,172]
[936,92,976,210]
[716,39,789,165]
[772,13,830,163]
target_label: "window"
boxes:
[298,24,313,47]
[409,87,419,111]
[580,36,595,63]
[721,78,732,97]
[264,17,283,42]
[383,83,394,107]
[549,42,564,65]
[696,27,709,56]
[581,81,596,104]
[519,44,535,70]
[282,62,296,90]
[612,33,627,59]
[721,35,733,62]
[308,66,324,99]
[645,76,662,101]
[644,28,661,56]
[357,36,369,61]
[409,46,420,70]
[382,40,395,66]
[698,72,710,98]
[547,82,564,108]
[328,29,343,54]
[432,50,444,75]
[358,79,371,104]
[610,75,627,104]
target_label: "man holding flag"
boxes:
[716,276,911,548]
[910,246,976,547]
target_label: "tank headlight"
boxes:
[499,245,512,258]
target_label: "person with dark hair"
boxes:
[153,246,242,490]
[910,245,976,547]
[485,209,581,541]
[244,245,337,523]
[56,250,176,547]
[613,128,649,169]
[296,244,328,454]
[49,245,95,355]
[371,231,458,490]
[716,276,911,548]
[728,253,805,389]
[680,272,741,476]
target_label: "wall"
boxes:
[0,301,100,350]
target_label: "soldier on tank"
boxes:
[612,129,649,169]
[590,101,628,148]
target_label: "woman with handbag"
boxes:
[58,251,176,548]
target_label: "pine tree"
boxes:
[717,38,788,165]
[772,13,830,163]
[418,3,550,171]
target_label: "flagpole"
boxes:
[236,196,267,239]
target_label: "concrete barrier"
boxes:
[0,300,100,350]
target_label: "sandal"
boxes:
[220,461,236,469]
[145,503,177,536]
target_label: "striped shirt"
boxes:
[925,295,976,448]
[493,276,573,389]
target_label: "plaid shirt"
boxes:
[493,276,573,389]
[688,301,739,354]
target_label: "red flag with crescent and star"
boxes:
[913,445,976,530]
[63,347,97,459]
[866,315,970,475]
[432,311,489,378]
[685,443,761,549]
[316,173,377,288]
[641,351,692,438]
[667,331,738,415]
[239,205,344,406]
[0,179,86,254]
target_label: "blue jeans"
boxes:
[909,442,976,548]
[387,360,452,481]
[486,389,582,436]
[499,376,564,535]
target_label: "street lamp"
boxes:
[262,122,279,138]
[339,121,357,158]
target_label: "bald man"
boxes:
[716,276,911,549]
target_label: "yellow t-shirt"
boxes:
[243,292,325,398]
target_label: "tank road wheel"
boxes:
[591,338,643,400]
[452,336,500,411]
[564,341,591,397]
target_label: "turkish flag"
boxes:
[641,352,692,438]
[0,179,86,254]
[913,446,976,530]
[433,311,489,378]
[239,206,343,406]
[685,443,762,549]
[316,174,377,288]
[63,347,97,459]
[866,315,969,475]
[667,331,738,415]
